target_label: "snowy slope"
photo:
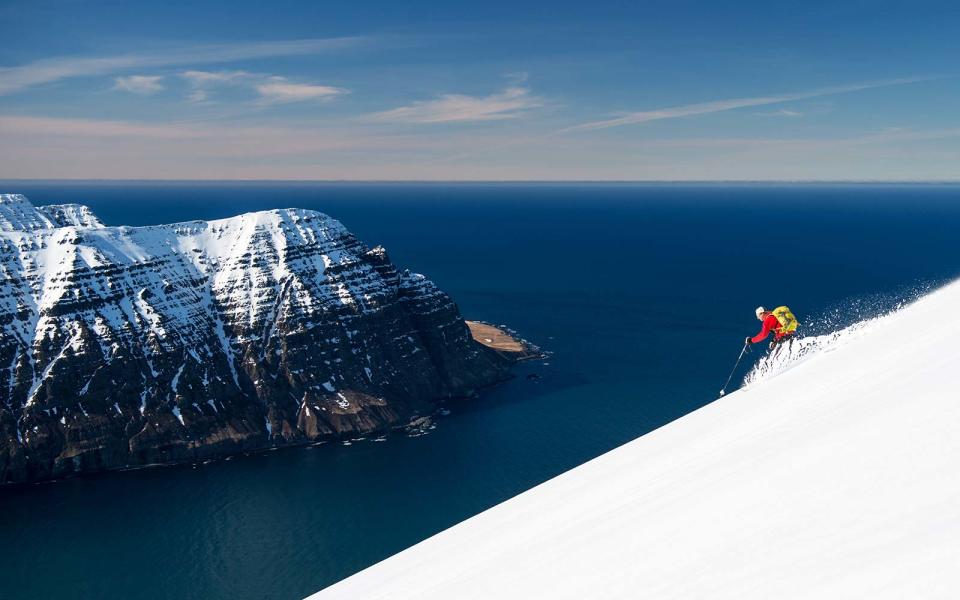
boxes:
[312,279,960,599]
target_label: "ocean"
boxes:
[1,182,958,600]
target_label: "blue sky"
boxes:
[0,0,957,180]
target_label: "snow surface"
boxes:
[311,279,960,599]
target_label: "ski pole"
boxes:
[718,341,750,398]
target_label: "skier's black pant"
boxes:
[768,334,795,353]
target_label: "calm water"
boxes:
[2,183,959,600]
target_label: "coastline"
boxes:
[1,322,538,488]
[466,321,545,362]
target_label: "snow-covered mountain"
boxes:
[0,194,512,484]
[312,279,960,599]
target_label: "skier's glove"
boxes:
[744,337,753,345]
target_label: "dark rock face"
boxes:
[0,194,512,484]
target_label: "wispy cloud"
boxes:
[0,114,430,155]
[255,78,346,104]
[0,37,367,95]
[0,115,202,139]
[634,127,960,149]
[562,77,934,132]
[181,70,249,103]
[113,75,164,95]
[179,70,346,105]
[182,70,250,86]
[757,108,803,118]
[365,85,543,123]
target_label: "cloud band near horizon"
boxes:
[560,77,937,132]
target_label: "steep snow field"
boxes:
[312,279,960,599]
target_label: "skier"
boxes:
[746,306,798,349]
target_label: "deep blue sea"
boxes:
[1,183,959,600]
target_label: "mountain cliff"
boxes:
[0,194,515,484]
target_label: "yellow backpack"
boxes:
[772,306,799,334]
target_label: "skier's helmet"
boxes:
[755,306,767,320]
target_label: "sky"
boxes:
[0,0,958,180]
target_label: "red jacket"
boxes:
[751,314,791,343]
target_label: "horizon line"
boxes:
[1,178,960,185]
